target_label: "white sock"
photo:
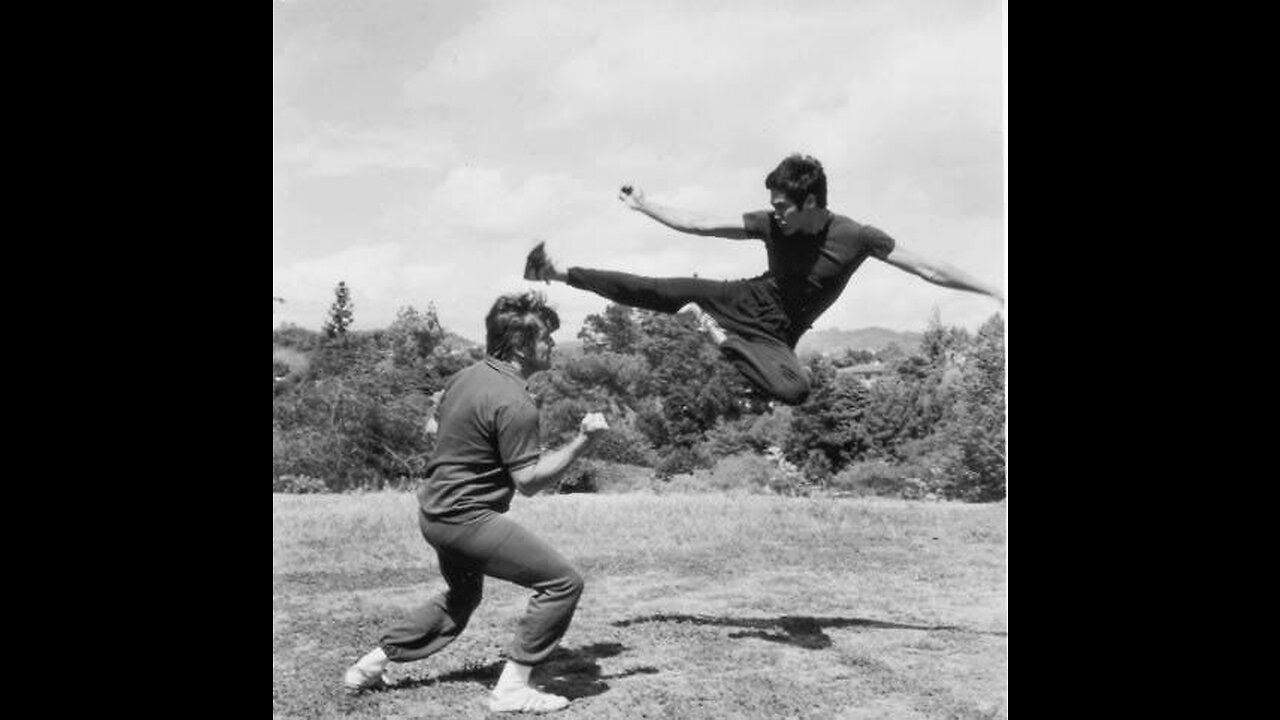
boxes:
[494,661,533,692]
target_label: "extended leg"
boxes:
[565,267,731,315]
[344,548,484,693]
[379,549,485,661]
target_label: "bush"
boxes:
[273,474,329,493]
[586,425,658,467]
[655,445,714,479]
[658,472,719,494]
[556,460,656,494]
[273,370,435,491]
[272,427,330,480]
[784,360,876,471]
[704,407,793,457]
[273,323,321,352]
[536,397,595,445]
[704,452,777,493]
[593,463,660,494]
[556,462,599,494]
[936,404,1006,502]
[651,452,801,495]
[829,460,931,499]
[897,429,1007,502]
[633,406,671,449]
[801,449,834,485]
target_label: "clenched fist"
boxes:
[617,184,646,210]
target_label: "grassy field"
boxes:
[273,491,1007,719]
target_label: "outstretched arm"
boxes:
[509,412,610,496]
[877,244,1005,304]
[618,185,759,240]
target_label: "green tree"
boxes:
[919,308,973,370]
[632,310,764,446]
[941,313,1006,500]
[579,303,640,354]
[273,330,437,490]
[888,312,1006,501]
[386,304,445,368]
[534,306,766,474]
[323,281,354,340]
[784,356,875,472]
[532,350,649,443]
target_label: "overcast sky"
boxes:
[273,0,1005,342]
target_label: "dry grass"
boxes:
[274,491,1007,718]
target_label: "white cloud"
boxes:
[414,167,600,238]
[274,121,452,177]
[275,0,1005,337]
[311,129,449,176]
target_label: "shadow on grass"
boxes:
[611,614,1007,649]
[389,642,657,700]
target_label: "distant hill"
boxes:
[796,327,922,356]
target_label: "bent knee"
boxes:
[774,381,810,406]
[770,369,811,405]
[448,587,484,614]
[558,568,585,598]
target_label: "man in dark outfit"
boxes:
[524,153,1004,405]
[343,291,608,714]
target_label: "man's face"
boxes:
[522,325,555,372]
[770,190,819,236]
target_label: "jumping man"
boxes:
[523,153,1004,405]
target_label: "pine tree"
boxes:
[323,282,354,339]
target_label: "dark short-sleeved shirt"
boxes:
[743,210,895,336]
[417,357,542,521]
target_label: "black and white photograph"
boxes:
[274,0,1007,716]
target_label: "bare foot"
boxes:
[679,303,727,345]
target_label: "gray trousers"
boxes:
[380,509,584,665]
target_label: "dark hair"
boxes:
[485,291,560,362]
[764,154,827,209]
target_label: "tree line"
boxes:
[273,283,1006,501]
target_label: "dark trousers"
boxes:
[380,510,584,665]
[567,267,811,405]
